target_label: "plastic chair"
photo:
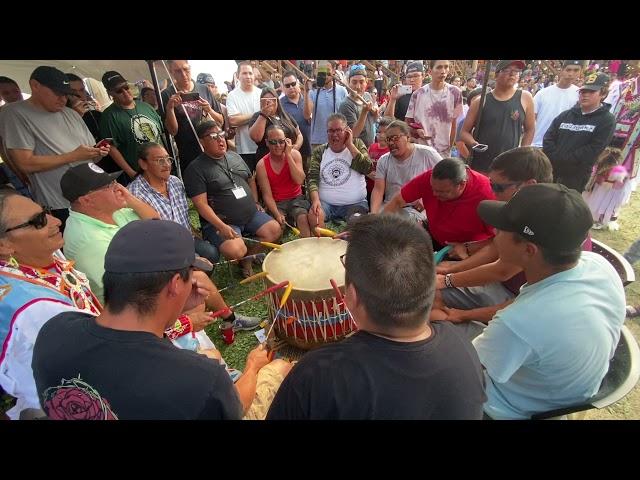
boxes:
[591,238,635,286]
[532,325,640,420]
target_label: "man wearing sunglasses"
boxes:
[280,72,312,172]
[460,60,535,173]
[99,71,164,185]
[60,162,160,303]
[0,66,111,231]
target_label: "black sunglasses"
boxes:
[114,84,130,94]
[267,139,287,145]
[5,207,52,233]
[284,81,297,88]
[490,181,521,193]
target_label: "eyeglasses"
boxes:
[500,69,522,76]
[4,207,52,233]
[327,128,345,135]
[490,181,522,193]
[267,139,287,145]
[384,134,406,143]
[206,131,227,140]
[148,156,175,166]
[284,81,297,88]
[340,253,346,268]
[114,84,130,94]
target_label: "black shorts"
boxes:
[276,195,310,224]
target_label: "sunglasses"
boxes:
[206,131,227,140]
[327,128,345,135]
[284,82,297,88]
[490,181,521,193]
[384,134,406,143]
[114,84,131,94]
[267,139,287,145]
[5,207,51,233]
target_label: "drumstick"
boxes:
[330,278,356,326]
[332,74,369,104]
[209,281,289,319]
[217,271,268,293]
[264,281,294,344]
[213,253,266,266]
[242,237,282,249]
[284,221,300,236]
[315,226,338,237]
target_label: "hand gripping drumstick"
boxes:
[213,253,266,266]
[208,281,289,319]
[217,271,268,293]
[263,282,294,344]
[241,237,282,249]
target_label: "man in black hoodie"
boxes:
[543,72,616,192]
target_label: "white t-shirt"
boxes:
[532,84,579,147]
[225,86,261,154]
[319,147,366,206]
[376,145,442,203]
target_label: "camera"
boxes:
[398,85,413,96]
[180,92,201,102]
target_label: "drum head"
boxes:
[263,237,347,293]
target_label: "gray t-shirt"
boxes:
[376,144,442,202]
[0,101,95,209]
[338,93,376,147]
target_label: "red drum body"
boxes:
[263,237,356,349]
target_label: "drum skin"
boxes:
[263,237,356,349]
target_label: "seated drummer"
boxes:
[383,157,495,251]
[183,120,281,278]
[255,125,312,237]
[32,220,293,420]
[307,113,373,229]
[267,215,486,420]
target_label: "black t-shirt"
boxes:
[32,312,243,420]
[394,93,412,122]
[161,82,223,172]
[267,323,486,420]
[183,150,257,226]
[248,112,298,164]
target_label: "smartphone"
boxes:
[96,138,114,148]
[398,85,413,96]
[180,92,201,102]
[472,143,489,153]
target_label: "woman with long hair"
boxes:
[248,87,303,162]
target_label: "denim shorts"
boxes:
[202,210,275,248]
[320,200,369,222]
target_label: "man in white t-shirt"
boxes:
[226,62,262,172]
[531,60,582,147]
[370,120,442,220]
[307,113,372,226]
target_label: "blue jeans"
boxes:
[202,210,275,248]
[320,200,369,222]
[194,237,219,264]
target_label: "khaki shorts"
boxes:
[243,362,287,420]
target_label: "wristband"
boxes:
[444,273,455,289]
[165,314,193,340]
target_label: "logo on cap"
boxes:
[523,226,534,236]
[585,73,598,84]
[88,162,105,173]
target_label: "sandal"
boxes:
[626,305,640,318]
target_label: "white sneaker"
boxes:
[607,221,620,231]
[591,222,605,230]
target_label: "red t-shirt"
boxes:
[400,168,495,247]
[366,143,390,193]
[263,153,302,202]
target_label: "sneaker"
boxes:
[626,305,640,318]
[591,222,605,230]
[607,221,620,231]
[232,313,262,331]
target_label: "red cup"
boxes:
[220,321,235,344]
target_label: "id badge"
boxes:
[232,185,247,199]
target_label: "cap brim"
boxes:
[579,85,601,91]
[477,200,515,232]
[56,86,76,96]
[192,256,213,272]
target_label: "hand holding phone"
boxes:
[472,143,488,153]
[398,85,413,96]
[96,138,114,148]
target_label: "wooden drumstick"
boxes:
[284,221,300,236]
[217,271,268,293]
[209,281,289,319]
[330,278,356,326]
[242,237,282,249]
[332,74,369,104]
[213,252,266,266]
[264,281,294,344]
[315,226,338,237]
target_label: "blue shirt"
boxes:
[309,85,348,144]
[281,94,311,157]
[473,252,626,419]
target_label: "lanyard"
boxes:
[220,154,239,188]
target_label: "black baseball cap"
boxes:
[105,219,213,274]
[495,60,525,73]
[478,183,593,252]
[563,60,582,68]
[197,73,215,85]
[60,163,122,203]
[102,71,128,91]
[30,66,75,95]
[580,72,610,91]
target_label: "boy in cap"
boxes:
[543,72,616,191]
[33,219,291,419]
[460,60,535,173]
[472,183,625,419]
[385,61,424,122]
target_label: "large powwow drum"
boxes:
[262,237,356,349]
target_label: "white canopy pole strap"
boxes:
[146,60,178,176]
